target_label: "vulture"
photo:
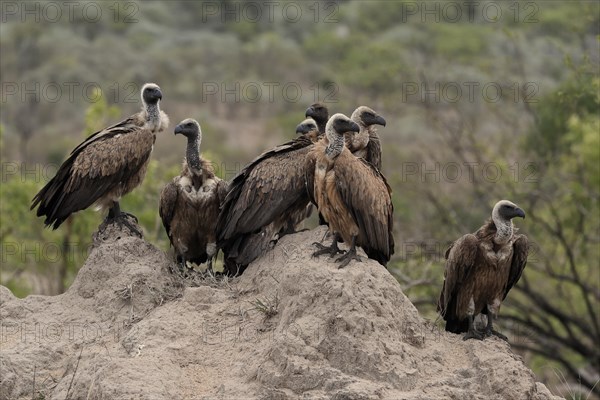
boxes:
[305,114,395,268]
[305,102,329,135]
[31,83,169,236]
[216,117,321,276]
[159,119,228,270]
[346,106,386,170]
[437,200,528,340]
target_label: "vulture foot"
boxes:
[112,214,143,238]
[484,329,508,341]
[312,241,344,258]
[462,329,484,341]
[335,247,361,268]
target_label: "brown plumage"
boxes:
[346,106,386,170]
[31,83,168,235]
[159,119,228,270]
[305,102,329,135]
[437,200,528,340]
[306,114,395,268]
[217,119,321,276]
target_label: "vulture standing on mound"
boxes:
[31,83,169,236]
[159,119,228,270]
[437,200,528,341]
[216,117,321,276]
[346,106,386,170]
[305,102,329,135]
[306,114,395,268]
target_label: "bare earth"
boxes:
[0,223,562,400]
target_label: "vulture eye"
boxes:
[186,123,193,127]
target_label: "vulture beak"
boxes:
[155,88,163,101]
[374,115,386,127]
[348,120,360,133]
[305,106,315,118]
[174,125,183,135]
[515,207,526,219]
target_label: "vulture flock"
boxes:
[31,83,529,341]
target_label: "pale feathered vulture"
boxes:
[305,102,329,135]
[216,118,321,276]
[306,114,395,268]
[437,200,528,340]
[346,106,386,170]
[31,83,169,235]
[159,119,228,271]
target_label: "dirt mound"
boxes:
[0,223,560,400]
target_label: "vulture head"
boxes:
[306,103,329,125]
[295,118,318,135]
[142,83,163,105]
[493,200,526,221]
[174,118,202,141]
[326,113,360,139]
[351,106,386,128]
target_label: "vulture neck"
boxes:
[492,211,513,245]
[144,101,161,132]
[325,129,344,159]
[317,120,327,136]
[186,136,202,173]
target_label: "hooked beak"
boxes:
[174,125,183,135]
[515,207,526,219]
[374,115,386,127]
[305,106,315,118]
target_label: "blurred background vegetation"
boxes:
[0,0,598,397]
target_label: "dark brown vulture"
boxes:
[217,118,321,276]
[306,114,395,268]
[159,119,228,271]
[31,83,169,236]
[346,106,386,170]
[305,102,329,135]
[437,200,528,340]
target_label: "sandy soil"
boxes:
[0,222,562,400]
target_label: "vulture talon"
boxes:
[111,214,143,238]
[335,247,361,268]
[312,241,344,258]
[484,329,508,341]
[463,329,484,341]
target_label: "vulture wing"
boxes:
[217,135,313,244]
[159,179,180,246]
[335,156,394,265]
[437,234,479,318]
[503,234,528,300]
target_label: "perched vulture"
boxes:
[306,114,395,268]
[346,106,386,170]
[437,200,528,340]
[159,119,228,270]
[217,118,321,276]
[31,83,169,236]
[305,102,329,135]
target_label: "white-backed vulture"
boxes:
[305,102,329,135]
[346,106,386,170]
[159,119,228,270]
[217,119,321,276]
[437,200,528,340]
[305,114,395,268]
[31,83,169,236]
